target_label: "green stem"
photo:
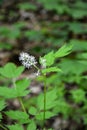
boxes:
[33,65,47,127]
[33,64,39,70]
[18,97,26,113]
[43,75,46,125]
[13,79,27,113]
[0,124,8,130]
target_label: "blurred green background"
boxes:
[0,0,87,129]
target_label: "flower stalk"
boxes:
[13,79,27,113]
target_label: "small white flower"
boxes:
[19,52,29,61]
[40,57,46,68]
[19,52,37,69]
[35,70,40,76]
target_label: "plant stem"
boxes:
[33,64,39,70]
[0,124,8,130]
[13,79,27,113]
[33,65,47,127]
[18,97,26,113]
[43,75,46,125]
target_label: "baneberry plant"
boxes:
[0,44,72,130]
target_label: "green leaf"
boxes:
[69,9,87,19]
[76,53,87,59]
[6,110,29,124]
[16,78,30,97]
[0,63,24,78]
[71,89,85,103]
[0,63,16,78]
[0,79,30,99]
[0,26,10,36]
[14,22,26,29]
[44,51,55,66]
[70,39,87,51]
[8,29,21,39]
[59,59,87,75]
[0,26,21,39]
[25,30,43,41]
[0,100,6,111]
[28,107,37,115]
[0,86,17,99]
[27,120,36,130]
[37,88,58,110]
[0,42,12,50]
[18,3,37,10]
[15,66,25,77]
[7,124,24,130]
[36,111,55,120]
[42,67,61,74]
[55,44,72,58]
[53,99,71,118]
[69,22,87,34]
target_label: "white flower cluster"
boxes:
[19,52,37,69]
